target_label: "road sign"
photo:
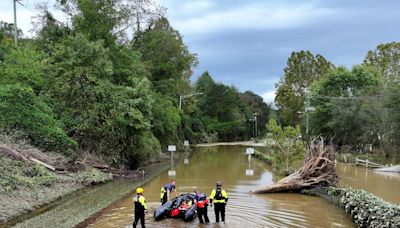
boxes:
[184,140,189,147]
[246,147,254,155]
[246,169,254,176]
[168,170,176,176]
[168,145,176,152]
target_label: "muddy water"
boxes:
[87,145,398,228]
[337,162,400,204]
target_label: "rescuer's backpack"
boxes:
[215,189,223,200]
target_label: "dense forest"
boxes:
[2,0,399,170]
[275,44,400,155]
[0,0,270,168]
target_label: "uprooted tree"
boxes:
[255,138,338,193]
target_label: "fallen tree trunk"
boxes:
[255,138,338,194]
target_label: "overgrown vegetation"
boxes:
[0,1,270,169]
[275,42,400,157]
[328,187,400,227]
[266,118,305,172]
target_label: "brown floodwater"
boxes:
[87,145,400,228]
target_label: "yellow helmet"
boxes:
[136,187,144,194]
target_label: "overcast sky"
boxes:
[1,0,400,104]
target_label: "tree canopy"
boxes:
[0,0,269,168]
[275,51,334,126]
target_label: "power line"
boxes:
[309,92,385,100]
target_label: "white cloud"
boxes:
[172,2,338,35]
[262,90,276,105]
[181,0,215,13]
[0,8,36,37]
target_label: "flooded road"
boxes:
[86,145,399,228]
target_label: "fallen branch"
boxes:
[29,157,56,171]
[255,138,338,194]
[0,146,29,162]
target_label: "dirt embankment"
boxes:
[0,136,150,226]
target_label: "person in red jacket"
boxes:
[193,188,209,224]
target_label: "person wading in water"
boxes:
[160,180,177,205]
[210,181,228,223]
[133,187,148,228]
[193,188,210,224]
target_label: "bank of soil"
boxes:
[0,137,164,227]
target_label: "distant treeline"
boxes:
[0,0,270,168]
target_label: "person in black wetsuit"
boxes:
[133,187,148,228]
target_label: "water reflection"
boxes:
[88,146,358,228]
[337,163,400,204]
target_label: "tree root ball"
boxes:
[255,138,338,194]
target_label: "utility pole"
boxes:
[253,112,259,139]
[13,0,23,46]
[304,91,314,137]
[13,0,17,45]
[249,112,259,139]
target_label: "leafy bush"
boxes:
[0,44,46,93]
[266,118,305,171]
[253,150,274,164]
[328,187,400,227]
[0,84,77,153]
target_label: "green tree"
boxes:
[0,21,22,39]
[239,91,271,137]
[151,95,181,147]
[57,0,119,48]
[133,17,198,98]
[33,10,71,55]
[0,84,77,153]
[364,42,400,85]
[45,34,159,167]
[275,51,334,126]
[0,45,46,93]
[266,118,305,172]
[363,42,400,151]
[195,73,250,141]
[309,66,382,147]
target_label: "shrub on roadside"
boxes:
[0,84,77,154]
[328,187,400,227]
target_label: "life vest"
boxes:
[195,192,208,208]
[134,195,145,213]
[211,188,228,203]
[196,198,208,208]
[215,189,224,200]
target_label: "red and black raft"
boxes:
[154,193,197,221]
